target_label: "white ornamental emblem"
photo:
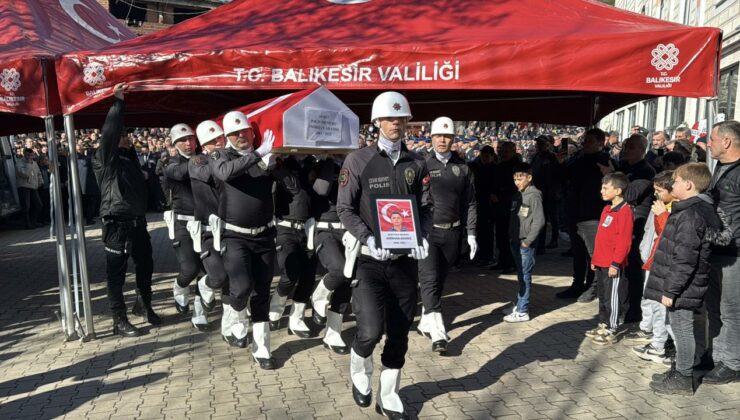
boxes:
[326,0,372,4]
[651,43,680,71]
[0,68,21,92]
[83,63,106,86]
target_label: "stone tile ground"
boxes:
[0,216,738,419]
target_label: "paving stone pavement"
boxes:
[0,215,738,419]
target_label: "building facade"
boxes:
[599,0,739,139]
[99,0,228,35]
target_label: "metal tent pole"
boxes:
[45,116,77,340]
[706,98,717,173]
[64,114,95,340]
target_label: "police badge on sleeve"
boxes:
[404,167,415,186]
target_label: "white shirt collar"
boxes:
[435,151,452,165]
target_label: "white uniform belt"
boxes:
[433,220,461,230]
[360,245,402,260]
[224,221,274,235]
[176,214,196,222]
[276,219,305,230]
[316,221,344,230]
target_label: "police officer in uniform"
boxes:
[267,156,316,338]
[310,155,352,354]
[417,117,477,354]
[95,83,160,337]
[189,121,238,345]
[164,123,209,331]
[210,111,276,369]
[337,91,432,419]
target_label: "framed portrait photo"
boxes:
[370,194,422,254]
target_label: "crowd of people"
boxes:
[8,86,740,412]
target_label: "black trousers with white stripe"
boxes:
[595,267,628,330]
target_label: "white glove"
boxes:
[410,238,429,260]
[256,129,275,156]
[468,235,478,260]
[366,236,391,261]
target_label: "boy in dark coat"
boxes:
[645,163,722,395]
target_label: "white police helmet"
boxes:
[370,91,412,124]
[196,120,224,146]
[170,123,195,143]
[222,110,251,136]
[430,117,455,136]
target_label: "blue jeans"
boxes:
[707,255,740,370]
[510,242,535,313]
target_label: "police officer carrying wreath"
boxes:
[163,122,209,331]
[337,91,432,419]
[210,110,276,369]
[95,83,160,337]
[417,117,477,354]
[189,120,235,344]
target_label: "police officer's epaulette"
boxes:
[194,154,208,165]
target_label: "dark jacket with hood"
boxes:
[644,195,722,309]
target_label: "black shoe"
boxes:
[556,285,584,299]
[269,320,281,330]
[375,403,409,419]
[650,369,693,395]
[323,342,349,355]
[352,384,372,407]
[112,315,142,337]
[132,294,162,325]
[546,241,559,249]
[694,352,714,371]
[287,326,313,339]
[200,295,216,313]
[253,355,276,370]
[432,340,448,354]
[192,322,210,332]
[174,300,189,314]
[312,311,327,327]
[703,362,740,384]
[576,285,597,303]
[653,362,675,382]
[222,334,248,348]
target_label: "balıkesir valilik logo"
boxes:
[83,63,106,86]
[0,68,22,92]
[646,43,681,89]
[651,43,680,71]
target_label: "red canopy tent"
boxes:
[0,0,135,134]
[0,0,135,340]
[56,0,721,126]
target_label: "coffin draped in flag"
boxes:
[217,86,359,153]
[55,0,721,125]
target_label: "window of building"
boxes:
[643,99,658,131]
[627,106,637,131]
[670,97,686,127]
[616,111,624,136]
[718,65,738,120]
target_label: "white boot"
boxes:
[288,302,312,338]
[430,311,450,343]
[251,322,275,369]
[268,293,288,326]
[350,348,373,396]
[378,366,405,415]
[232,307,249,340]
[197,275,216,312]
[311,276,332,324]
[417,308,433,339]
[191,295,209,332]
[323,310,348,354]
[173,281,190,313]
[221,304,236,338]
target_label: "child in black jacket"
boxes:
[645,163,721,395]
